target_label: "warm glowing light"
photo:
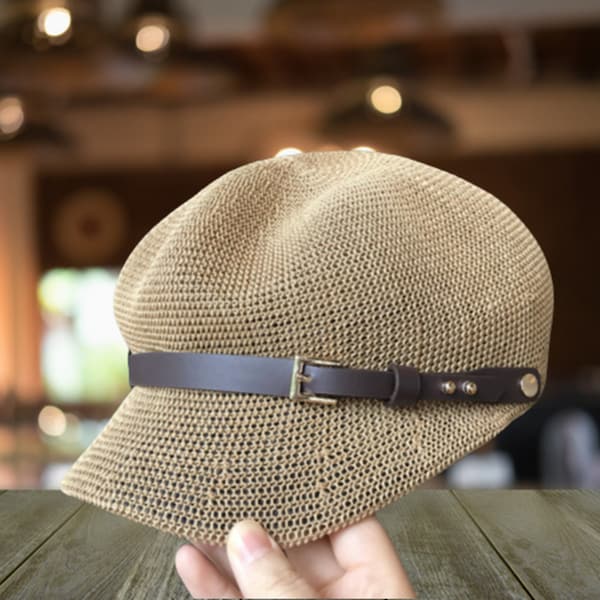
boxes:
[38,405,67,437]
[37,7,72,38]
[275,147,302,157]
[135,23,171,53]
[368,85,402,115]
[0,97,25,136]
[353,146,375,152]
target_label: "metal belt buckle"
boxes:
[289,355,342,405]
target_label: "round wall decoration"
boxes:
[51,189,127,265]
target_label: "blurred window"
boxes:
[38,268,128,404]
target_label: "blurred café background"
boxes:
[1,0,600,491]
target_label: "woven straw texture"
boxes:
[61,150,553,547]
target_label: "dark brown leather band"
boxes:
[128,351,542,408]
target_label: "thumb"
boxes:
[226,520,318,599]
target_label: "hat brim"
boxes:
[60,384,533,547]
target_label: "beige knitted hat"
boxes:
[60,150,553,547]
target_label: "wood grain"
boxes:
[0,494,167,599]
[0,491,82,585]
[1,489,598,599]
[376,490,530,599]
[113,531,189,600]
[453,490,600,600]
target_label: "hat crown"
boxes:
[114,150,553,387]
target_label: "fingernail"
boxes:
[229,520,276,566]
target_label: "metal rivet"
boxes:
[441,380,456,395]
[462,381,478,395]
[519,373,539,398]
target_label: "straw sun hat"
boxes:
[60,150,553,547]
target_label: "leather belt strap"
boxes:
[128,351,542,408]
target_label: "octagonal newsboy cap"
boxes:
[61,150,553,547]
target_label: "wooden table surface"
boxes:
[0,489,598,599]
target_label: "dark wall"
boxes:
[431,148,599,379]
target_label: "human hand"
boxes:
[175,516,416,599]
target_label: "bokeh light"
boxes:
[37,7,72,38]
[135,22,171,54]
[38,405,67,437]
[0,96,25,137]
[368,85,403,115]
[275,147,302,157]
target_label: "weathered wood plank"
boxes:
[0,490,82,584]
[2,490,597,599]
[376,490,530,600]
[453,490,600,600]
[0,493,165,599]
[114,531,189,600]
